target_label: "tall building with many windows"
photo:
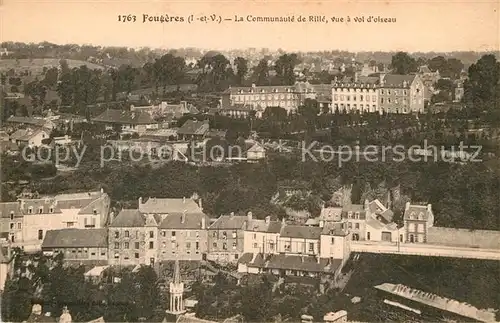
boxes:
[331,73,425,114]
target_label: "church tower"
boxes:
[167,259,185,315]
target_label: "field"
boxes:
[334,253,500,322]
[0,58,104,73]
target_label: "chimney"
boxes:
[319,220,324,228]
[354,71,359,83]
[230,212,234,218]
[183,197,186,204]
[364,199,369,211]
[181,210,186,224]
[301,255,304,263]
[100,187,104,194]
[427,203,432,212]
[247,211,252,222]
[405,201,411,211]
[198,198,202,210]
[265,216,270,224]
[138,197,143,205]
[379,73,386,85]
[201,216,206,229]
[251,83,256,88]
[281,217,286,225]
[316,256,320,264]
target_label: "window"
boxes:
[17,223,21,229]
[114,231,119,238]
[355,212,360,219]
[186,242,191,249]
[149,241,154,249]
[232,242,237,249]
[388,98,391,103]
[101,251,106,256]
[161,231,166,237]
[93,209,97,215]
[67,222,74,228]
[38,207,43,214]
[49,208,53,213]
[114,242,119,249]
[367,232,371,240]
[222,231,227,239]
[380,98,384,104]
[348,223,352,229]
[223,243,227,250]
[38,230,43,240]
[331,237,335,244]
[124,242,129,249]
[10,212,14,220]
[232,230,237,238]
[9,223,14,229]
[355,223,360,229]
[269,242,274,250]
[347,212,352,219]
[172,231,176,237]
[195,231,200,238]
[253,243,258,248]
[195,242,199,250]
[284,243,291,251]
[234,254,239,260]
[114,253,119,259]
[135,253,139,259]
[213,242,217,248]
[253,234,257,240]
[308,243,314,252]
[149,231,154,238]
[135,242,140,249]
[125,230,129,238]
[28,207,33,214]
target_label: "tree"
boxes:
[253,59,270,86]
[390,52,418,74]
[464,54,500,112]
[234,57,248,85]
[274,53,299,85]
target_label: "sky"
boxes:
[1,0,499,52]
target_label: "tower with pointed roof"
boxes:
[167,259,185,315]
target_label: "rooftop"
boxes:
[92,109,155,125]
[42,228,108,248]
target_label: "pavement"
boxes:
[350,241,500,260]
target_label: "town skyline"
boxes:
[2,0,499,53]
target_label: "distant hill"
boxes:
[0,58,105,73]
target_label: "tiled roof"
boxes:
[177,120,209,136]
[381,74,416,88]
[139,198,202,214]
[109,209,145,227]
[0,202,22,218]
[159,212,209,230]
[246,219,283,233]
[319,207,342,222]
[92,109,155,125]
[78,194,110,215]
[7,116,52,127]
[280,225,323,240]
[321,222,349,236]
[209,214,247,230]
[41,228,108,248]
[245,253,341,273]
[10,129,47,141]
[404,204,431,221]
[176,314,217,323]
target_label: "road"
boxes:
[350,241,500,260]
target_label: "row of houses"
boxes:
[0,190,433,275]
[218,72,428,116]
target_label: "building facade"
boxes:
[0,190,110,251]
[207,213,248,263]
[331,76,379,113]
[41,228,108,263]
[403,202,434,243]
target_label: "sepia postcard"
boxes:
[0,0,499,322]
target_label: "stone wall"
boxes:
[427,227,500,249]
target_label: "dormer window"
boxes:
[28,207,33,214]
[49,207,54,213]
[93,209,97,215]
[347,211,352,219]
[355,212,360,219]
[10,211,14,220]
[38,207,43,214]
[418,212,424,220]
